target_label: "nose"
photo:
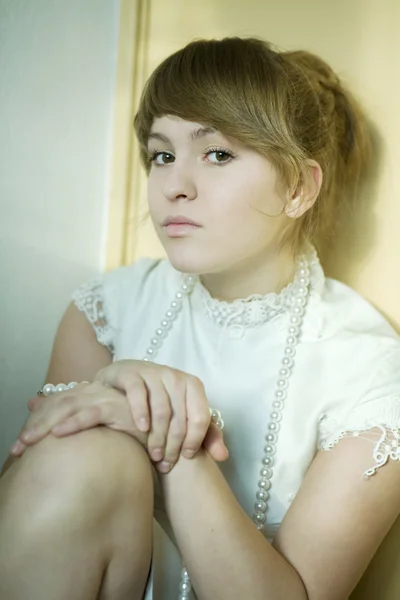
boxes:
[162,163,197,202]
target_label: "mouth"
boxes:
[162,215,202,227]
[163,222,202,238]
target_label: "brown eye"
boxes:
[207,150,233,164]
[151,152,175,165]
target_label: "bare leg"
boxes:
[0,428,153,600]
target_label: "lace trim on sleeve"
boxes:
[72,278,114,354]
[318,399,400,478]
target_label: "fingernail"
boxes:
[183,449,195,459]
[158,461,172,473]
[21,430,35,442]
[151,448,163,461]
[10,441,22,454]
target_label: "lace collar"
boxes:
[195,246,324,332]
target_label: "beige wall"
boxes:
[130,0,400,331]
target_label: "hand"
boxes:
[11,382,146,453]
[94,360,228,472]
[11,379,229,471]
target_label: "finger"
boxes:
[157,376,187,472]
[19,395,78,445]
[202,423,229,462]
[181,377,210,459]
[96,362,150,432]
[9,439,27,456]
[146,379,172,462]
[51,405,102,436]
[28,396,43,412]
[125,377,150,433]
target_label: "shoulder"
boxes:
[309,277,400,363]
[71,257,181,352]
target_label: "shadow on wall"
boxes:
[317,117,384,293]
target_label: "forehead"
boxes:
[148,115,220,141]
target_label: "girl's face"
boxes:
[147,116,292,275]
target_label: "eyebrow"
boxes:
[147,126,218,144]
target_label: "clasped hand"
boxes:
[10,360,229,473]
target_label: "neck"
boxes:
[199,247,296,302]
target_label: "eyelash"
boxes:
[147,147,236,166]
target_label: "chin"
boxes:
[165,247,216,275]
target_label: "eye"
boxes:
[206,148,235,164]
[148,151,175,166]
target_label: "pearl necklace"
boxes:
[141,254,312,599]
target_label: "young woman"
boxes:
[1,37,400,600]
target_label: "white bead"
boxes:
[143,357,150,362]
[146,348,154,355]
[156,328,165,336]
[282,356,294,367]
[165,310,174,319]
[67,382,78,389]
[260,466,273,478]
[265,433,277,443]
[263,444,276,455]
[256,490,269,501]
[179,581,192,593]
[255,501,267,512]
[43,383,55,396]
[254,512,266,524]
[284,346,296,356]
[268,421,280,432]
[272,400,283,410]
[182,284,189,291]
[161,319,171,328]
[290,315,301,324]
[260,464,273,477]
[275,389,287,399]
[270,411,282,422]
[258,477,272,489]
[286,336,297,346]
[256,523,265,531]
[55,384,67,393]
[277,379,288,389]
[293,306,304,315]
[181,567,189,579]
[176,292,183,299]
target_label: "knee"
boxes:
[0,429,153,524]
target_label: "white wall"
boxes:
[0,0,119,463]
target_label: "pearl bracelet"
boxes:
[209,408,224,430]
[37,381,88,396]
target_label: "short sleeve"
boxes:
[72,257,161,355]
[318,347,400,477]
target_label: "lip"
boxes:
[162,215,202,227]
[164,223,201,238]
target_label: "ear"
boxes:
[285,160,323,219]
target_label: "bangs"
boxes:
[134,37,294,168]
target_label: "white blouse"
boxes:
[73,249,400,599]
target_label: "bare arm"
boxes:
[1,302,112,475]
[44,301,112,383]
[160,433,400,599]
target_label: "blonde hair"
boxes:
[134,37,372,255]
